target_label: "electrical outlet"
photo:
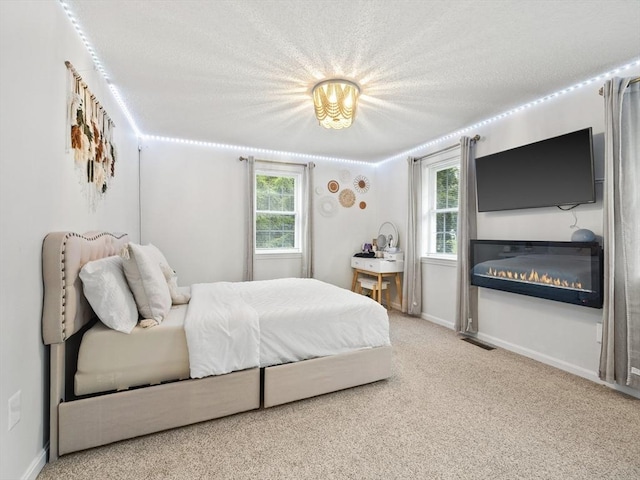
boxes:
[8,390,21,431]
[596,322,602,344]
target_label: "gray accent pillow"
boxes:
[122,243,172,323]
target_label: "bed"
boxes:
[42,231,392,460]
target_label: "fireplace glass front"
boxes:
[470,240,603,308]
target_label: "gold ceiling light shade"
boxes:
[312,79,360,130]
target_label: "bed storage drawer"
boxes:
[263,346,392,408]
[58,368,260,455]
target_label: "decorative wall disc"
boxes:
[327,180,339,193]
[339,169,351,182]
[318,196,339,217]
[353,175,370,193]
[315,186,324,195]
[339,188,356,208]
[359,201,367,209]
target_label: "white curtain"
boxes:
[243,156,255,281]
[455,136,478,334]
[600,77,640,390]
[301,162,315,278]
[404,156,422,315]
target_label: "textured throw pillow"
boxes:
[122,243,172,324]
[79,256,138,334]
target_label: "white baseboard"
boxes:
[418,314,640,400]
[421,312,455,330]
[22,444,47,480]
[476,331,640,400]
[386,300,402,311]
[476,331,598,380]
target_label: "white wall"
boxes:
[0,2,140,479]
[373,159,407,308]
[380,64,640,387]
[469,74,625,381]
[140,139,378,289]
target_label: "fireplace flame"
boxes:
[486,267,582,290]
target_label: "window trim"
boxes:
[422,150,460,261]
[254,166,303,255]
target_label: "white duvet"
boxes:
[184,278,390,378]
[184,283,260,378]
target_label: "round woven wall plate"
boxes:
[353,175,370,193]
[359,201,367,209]
[339,188,356,208]
[318,196,339,217]
[327,180,339,193]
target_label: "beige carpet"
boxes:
[38,313,640,479]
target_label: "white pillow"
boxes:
[79,256,138,334]
[122,243,172,324]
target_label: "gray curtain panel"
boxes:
[404,156,422,316]
[244,156,255,281]
[454,136,478,334]
[600,77,639,390]
[302,162,315,278]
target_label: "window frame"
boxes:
[254,165,303,255]
[422,150,461,261]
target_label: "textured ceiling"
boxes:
[64,0,640,163]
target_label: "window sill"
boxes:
[255,251,302,260]
[421,256,457,267]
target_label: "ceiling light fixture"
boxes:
[312,79,360,129]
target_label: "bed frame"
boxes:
[42,231,391,461]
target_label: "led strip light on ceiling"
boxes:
[144,135,369,165]
[60,0,142,137]
[379,58,640,165]
[59,1,639,167]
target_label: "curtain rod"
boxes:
[413,134,480,162]
[238,156,310,168]
[598,76,640,96]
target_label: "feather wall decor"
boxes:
[66,61,117,208]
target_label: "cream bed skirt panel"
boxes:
[263,346,392,408]
[75,305,190,395]
[58,368,260,455]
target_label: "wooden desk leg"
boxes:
[376,274,383,304]
[351,269,359,292]
[395,273,403,310]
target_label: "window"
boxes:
[422,152,460,258]
[255,168,302,254]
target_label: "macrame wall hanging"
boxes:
[66,61,117,210]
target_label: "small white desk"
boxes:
[351,257,404,309]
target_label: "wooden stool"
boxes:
[358,278,391,307]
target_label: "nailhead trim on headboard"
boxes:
[42,231,129,345]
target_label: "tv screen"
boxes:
[475,128,595,212]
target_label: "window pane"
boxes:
[436,167,459,209]
[256,174,295,212]
[256,213,295,249]
[434,212,457,254]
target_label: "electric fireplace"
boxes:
[470,240,603,308]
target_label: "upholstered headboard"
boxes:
[42,232,129,345]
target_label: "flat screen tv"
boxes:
[475,127,595,212]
